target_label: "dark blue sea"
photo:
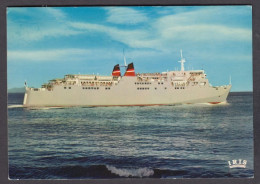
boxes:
[8,92,253,179]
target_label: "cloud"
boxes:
[8,48,123,63]
[8,22,81,42]
[7,7,80,43]
[8,49,87,62]
[154,7,252,42]
[73,7,251,50]
[43,8,67,21]
[159,24,251,42]
[7,7,67,21]
[105,7,148,25]
[69,22,156,49]
[8,7,252,52]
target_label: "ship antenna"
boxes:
[178,49,186,71]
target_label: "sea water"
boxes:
[8,92,253,179]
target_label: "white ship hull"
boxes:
[23,77,231,107]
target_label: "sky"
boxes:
[7,6,252,92]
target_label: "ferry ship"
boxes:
[23,51,231,107]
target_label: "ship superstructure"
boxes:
[23,51,231,107]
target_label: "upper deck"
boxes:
[25,51,211,91]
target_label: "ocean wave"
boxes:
[106,165,154,178]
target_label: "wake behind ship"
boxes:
[23,51,231,107]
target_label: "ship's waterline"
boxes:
[23,52,231,107]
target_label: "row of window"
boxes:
[82,87,99,90]
[66,86,185,90]
[135,82,165,85]
[136,87,187,90]
[137,87,150,90]
[137,87,168,90]
[135,82,152,85]
[81,87,111,90]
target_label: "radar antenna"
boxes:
[178,49,186,71]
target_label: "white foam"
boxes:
[199,101,229,106]
[106,165,154,177]
[8,105,24,108]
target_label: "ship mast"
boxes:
[123,49,127,68]
[120,49,128,70]
[178,49,186,71]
